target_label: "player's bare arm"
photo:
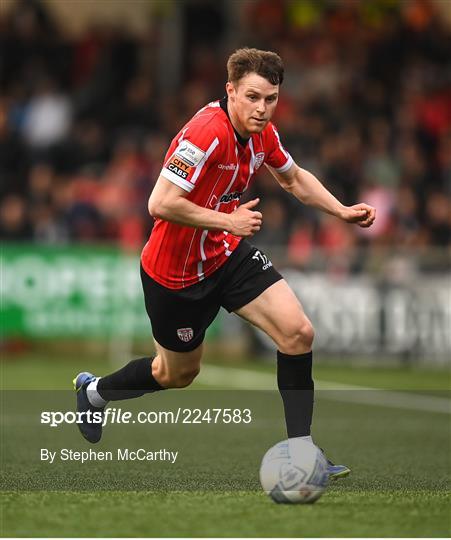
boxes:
[267,163,376,228]
[148,175,262,237]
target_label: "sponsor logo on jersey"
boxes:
[177,327,194,342]
[167,156,192,180]
[175,140,206,166]
[220,191,243,204]
[218,163,237,170]
[254,152,265,170]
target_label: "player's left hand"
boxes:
[340,204,376,228]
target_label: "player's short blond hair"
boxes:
[227,48,284,86]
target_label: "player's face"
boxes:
[226,73,279,138]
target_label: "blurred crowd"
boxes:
[1,0,450,272]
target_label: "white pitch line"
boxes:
[197,365,451,415]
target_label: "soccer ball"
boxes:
[259,438,329,504]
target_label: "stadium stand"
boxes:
[1,0,449,272]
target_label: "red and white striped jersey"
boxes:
[141,98,293,289]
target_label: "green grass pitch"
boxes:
[1,352,450,537]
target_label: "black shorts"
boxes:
[140,240,283,352]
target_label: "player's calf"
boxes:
[96,357,164,401]
[154,362,200,388]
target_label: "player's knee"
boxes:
[304,322,315,349]
[278,320,315,354]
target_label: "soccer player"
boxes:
[74,48,375,479]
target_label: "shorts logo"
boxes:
[254,152,265,170]
[177,327,194,342]
[167,156,192,180]
[175,141,206,166]
[252,250,273,271]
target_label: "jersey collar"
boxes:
[219,96,250,148]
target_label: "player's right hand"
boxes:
[227,198,262,237]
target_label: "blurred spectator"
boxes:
[317,213,357,276]
[317,214,355,255]
[253,199,288,247]
[288,218,316,267]
[0,97,27,197]
[109,75,160,134]
[0,194,32,240]
[27,162,54,204]
[424,192,450,247]
[436,132,451,191]
[357,182,395,242]
[31,201,67,243]
[54,119,109,174]
[364,119,400,189]
[22,76,72,148]
[391,186,421,247]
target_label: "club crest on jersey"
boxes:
[254,152,265,170]
[177,327,194,342]
[175,141,206,166]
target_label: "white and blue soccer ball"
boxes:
[259,438,329,504]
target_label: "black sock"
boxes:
[97,357,164,401]
[277,350,314,438]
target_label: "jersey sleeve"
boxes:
[160,123,220,193]
[264,123,293,173]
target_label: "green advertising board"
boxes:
[1,244,216,339]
